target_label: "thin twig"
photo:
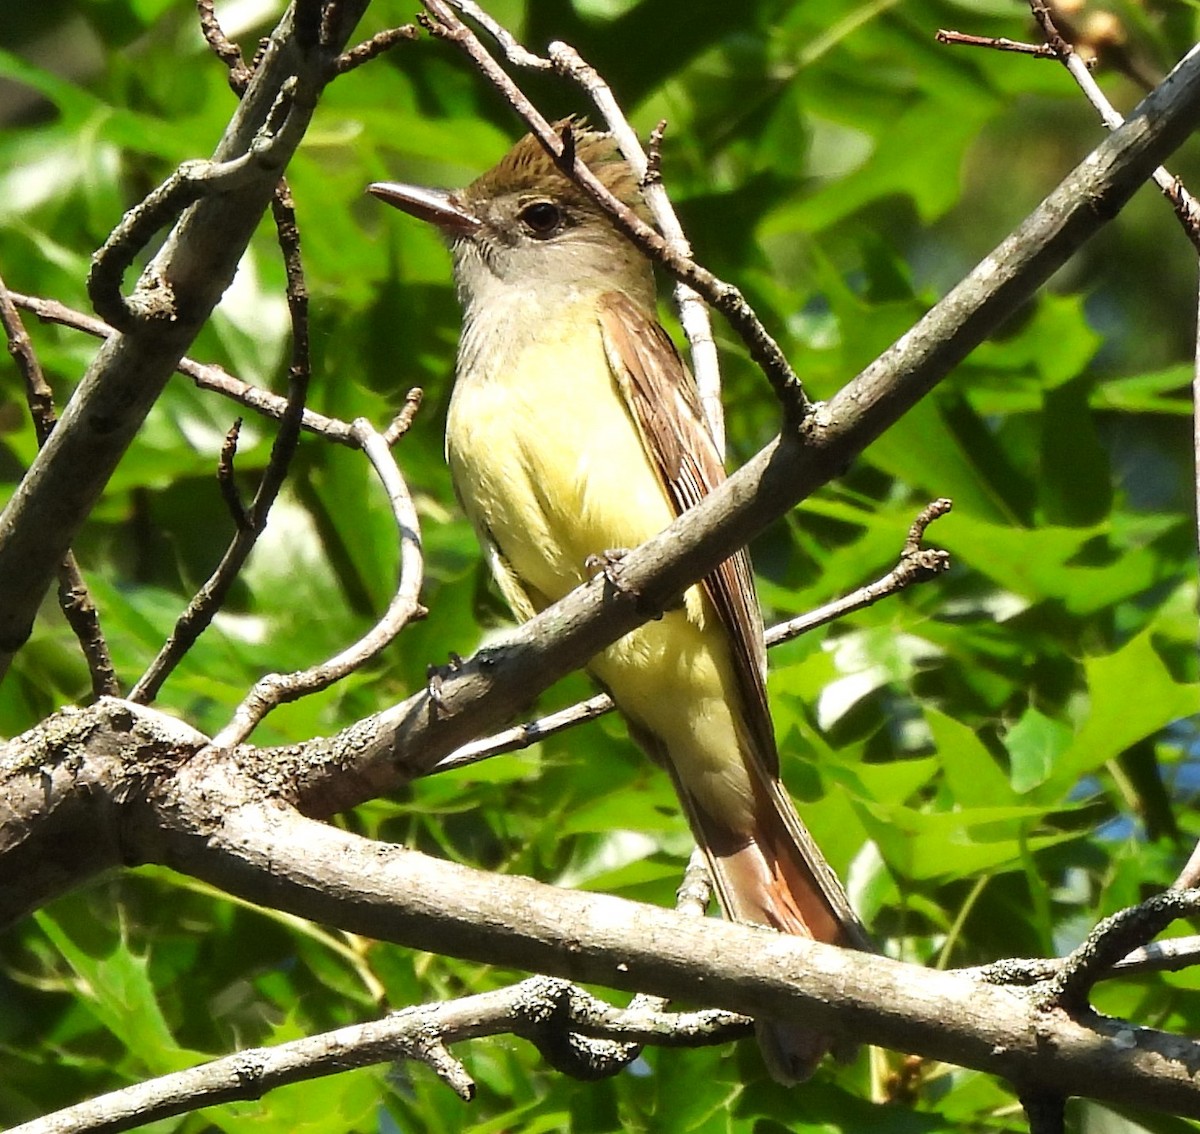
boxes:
[54,568,121,698]
[437,0,551,69]
[7,291,362,448]
[967,933,1200,986]
[546,42,726,453]
[1026,0,1200,251]
[382,388,424,446]
[766,499,952,647]
[419,0,806,423]
[208,417,425,748]
[130,181,313,705]
[1038,890,1200,1013]
[0,272,118,697]
[332,25,419,74]
[935,29,1057,59]
[196,0,251,93]
[437,1,726,447]
[216,419,251,530]
[428,500,951,775]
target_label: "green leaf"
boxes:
[927,709,1014,808]
[1005,707,1073,794]
[1051,627,1199,791]
[34,910,199,1075]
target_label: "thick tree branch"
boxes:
[145,790,1200,1119]
[429,500,950,775]
[7,703,1200,1121]
[0,0,374,676]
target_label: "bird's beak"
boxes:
[367,182,482,237]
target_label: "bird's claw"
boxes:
[426,652,463,719]
[585,548,632,591]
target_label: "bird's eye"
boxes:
[519,200,563,237]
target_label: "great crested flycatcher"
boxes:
[369,126,868,1083]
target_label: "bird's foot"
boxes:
[584,548,632,591]
[426,652,464,719]
[585,549,678,618]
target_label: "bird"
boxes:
[369,124,869,1083]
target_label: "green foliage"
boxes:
[2,0,1200,1131]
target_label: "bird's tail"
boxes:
[679,770,870,1085]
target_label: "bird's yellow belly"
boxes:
[446,326,757,831]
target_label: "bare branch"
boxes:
[1039,890,1200,1014]
[332,25,419,75]
[209,417,425,748]
[766,498,951,648]
[9,706,1200,1123]
[0,272,118,697]
[1027,0,1200,251]
[55,569,120,699]
[935,29,1059,59]
[6,971,746,1134]
[968,933,1200,986]
[149,796,1200,1118]
[940,6,1200,251]
[7,291,361,447]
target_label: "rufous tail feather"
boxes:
[680,776,870,1085]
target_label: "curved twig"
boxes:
[428,499,951,775]
[209,416,425,748]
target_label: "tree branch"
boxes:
[0,272,118,697]
[0,0,373,677]
[6,975,745,1134]
[8,290,364,446]
[149,790,1200,1119]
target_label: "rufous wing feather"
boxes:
[599,291,871,1082]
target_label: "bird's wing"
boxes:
[597,291,871,970]
[597,290,778,772]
